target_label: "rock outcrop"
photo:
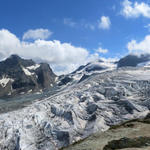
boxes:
[117,54,150,68]
[0,55,57,97]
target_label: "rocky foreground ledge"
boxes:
[63,114,150,150]
[0,67,150,150]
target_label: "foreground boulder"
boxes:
[0,55,57,97]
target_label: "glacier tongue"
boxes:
[0,67,150,149]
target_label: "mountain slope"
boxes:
[117,54,150,68]
[0,66,150,149]
[62,114,150,150]
[0,55,57,97]
[58,59,116,86]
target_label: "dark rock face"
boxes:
[58,76,73,86]
[78,74,90,83]
[103,137,150,150]
[86,103,98,114]
[36,63,56,88]
[85,65,104,72]
[51,105,73,123]
[117,54,150,68]
[55,130,70,147]
[0,55,57,97]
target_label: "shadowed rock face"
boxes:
[117,54,150,68]
[103,137,150,150]
[0,55,56,97]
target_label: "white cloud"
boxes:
[63,18,77,27]
[63,18,96,31]
[100,57,118,63]
[84,23,95,30]
[144,24,150,28]
[127,35,150,54]
[144,24,150,31]
[23,28,52,40]
[96,47,108,54]
[121,0,150,18]
[0,29,99,75]
[98,16,111,30]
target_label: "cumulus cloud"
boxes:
[96,47,108,54]
[121,0,150,18]
[23,28,52,40]
[127,35,150,54]
[0,29,99,75]
[98,16,111,30]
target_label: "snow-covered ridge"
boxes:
[74,60,116,74]
[58,59,117,86]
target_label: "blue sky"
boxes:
[0,0,150,74]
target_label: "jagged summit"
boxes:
[0,54,57,97]
[4,54,35,66]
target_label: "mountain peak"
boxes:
[117,54,150,68]
[3,54,35,68]
[9,54,21,59]
[0,55,57,97]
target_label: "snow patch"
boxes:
[0,77,14,88]
[27,64,40,70]
[22,67,34,76]
[138,61,150,68]
[27,89,32,93]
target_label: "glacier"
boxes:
[0,64,150,149]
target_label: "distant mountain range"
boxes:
[1,53,150,98]
[58,53,150,86]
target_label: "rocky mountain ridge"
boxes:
[58,53,150,87]
[117,53,150,68]
[0,55,57,97]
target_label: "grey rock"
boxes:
[0,55,57,98]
